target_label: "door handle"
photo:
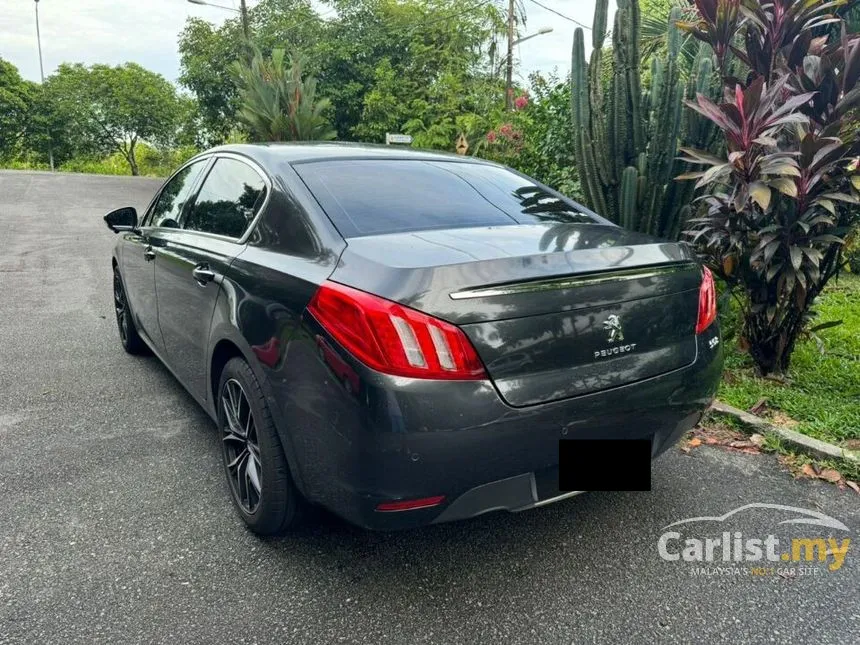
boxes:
[144,246,156,261]
[192,264,217,285]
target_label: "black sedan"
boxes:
[105,143,723,533]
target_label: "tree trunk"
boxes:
[127,145,139,176]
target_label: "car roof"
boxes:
[205,142,496,167]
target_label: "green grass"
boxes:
[718,273,860,446]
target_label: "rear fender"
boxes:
[207,288,309,497]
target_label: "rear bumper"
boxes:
[269,320,723,530]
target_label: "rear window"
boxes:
[294,160,598,238]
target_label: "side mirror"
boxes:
[104,207,138,233]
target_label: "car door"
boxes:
[122,158,210,350]
[152,154,270,401]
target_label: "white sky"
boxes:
[0,1,612,88]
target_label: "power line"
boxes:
[526,0,591,30]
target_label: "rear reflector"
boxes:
[696,267,717,334]
[306,280,487,380]
[376,496,446,512]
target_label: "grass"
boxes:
[718,272,860,447]
[1,143,198,178]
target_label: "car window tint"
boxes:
[148,160,207,228]
[295,160,523,238]
[184,158,267,238]
[433,162,597,226]
[295,160,598,238]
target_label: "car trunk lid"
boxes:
[329,223,702,406]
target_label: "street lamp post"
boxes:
[505,25,553,110]
[187,0,250,42]
[34,0,54,171]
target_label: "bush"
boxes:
[679,0,860,377]
[846,229,860,274]
[474,73,583,200]
[54,143,200,177]
[59,153,130,175]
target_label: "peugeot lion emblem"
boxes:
[594,314,637,359]
[603,314,624,343]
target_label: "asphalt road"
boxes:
[0,170,858,645]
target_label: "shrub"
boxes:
[679,0,860,376]
[474,74,582,199]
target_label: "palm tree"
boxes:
[231,48,336,142]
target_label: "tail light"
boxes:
[696,267,717,334]
[306,281,487,380]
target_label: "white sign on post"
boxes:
[385,133,413,145]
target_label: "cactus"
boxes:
[570,2,719,239]
[620,166,639,231]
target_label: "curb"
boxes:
[710,401,860,465]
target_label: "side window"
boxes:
[183,158,267,239]
[147,159,207,228]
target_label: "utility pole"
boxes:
[187,0,250,53]
[34,0,54,171]
[505,0,515,111]
[239,0,250,43]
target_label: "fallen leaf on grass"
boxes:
[750,434,766,447]
[846,481,860,495]
[704,436,720,445]
[749,398,769,416]
[818,469,842,484]
[688,438,702,448]
[729,440,755,449]
[769,410,799,428]
[801,464,818,478]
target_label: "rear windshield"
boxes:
[294,159,600,238]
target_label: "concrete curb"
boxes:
[710,400,860,465]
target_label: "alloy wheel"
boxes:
[113,271,128,344]
[221,378,263,514]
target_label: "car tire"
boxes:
[217,357,303,535]
[113,267,148,355]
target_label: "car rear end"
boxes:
[286,157,723,529]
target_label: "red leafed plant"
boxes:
[678,0,860,376]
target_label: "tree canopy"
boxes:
[0,58,34,159]
[178,0,504,145]
[43,62,181,174]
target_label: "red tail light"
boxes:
[306,281,487,380]
[696,267,717,334]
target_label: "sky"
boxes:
[0,1,612,88]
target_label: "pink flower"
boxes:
[514,94,528,110]
[486,130,497,143]
[499,123,513,138]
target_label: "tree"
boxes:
[177,0,503,144]
[0,58,33,159]
[179,0,326,143]
[178,18,245,145]
[678,0,860,376]
[232,48,336,141]
[44,62,180,175]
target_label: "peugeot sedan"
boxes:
[104,143,723,533]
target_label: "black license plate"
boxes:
[559,439,651,491]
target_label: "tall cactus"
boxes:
[570,1,719,239]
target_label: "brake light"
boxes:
[696,267,717,334]
[306,281,487,380]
